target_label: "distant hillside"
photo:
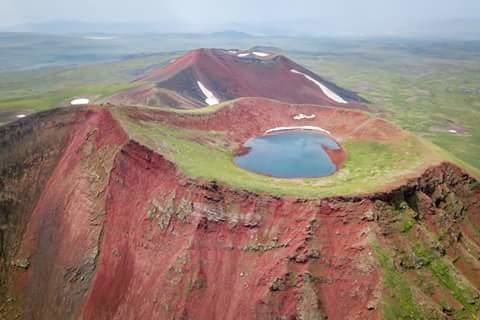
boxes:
[5,20,161,34]
[106,48,367,108]
[210,30,254,38]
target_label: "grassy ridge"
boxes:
[114,108,438,198]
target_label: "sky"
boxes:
[2,0,480,36]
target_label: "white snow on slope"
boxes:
[16,114,26,118]
[237,53,250,57]
[70,98,90,106]
[253,51,269,57]
[290,69,347,104]
[293,113,316,120]
[197,81,219,106]
[265,126,331,135]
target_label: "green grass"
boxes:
[114,108,438,198]
[397,208,417,233]
[373,243,429,320]
[0,83,133,112]
[419,138,480,179]
[413,244,480,319]
[372,216,480,319]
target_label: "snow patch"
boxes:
[228,50,238,54]
[16,114,26,119]
[293,114,316,120]
[265,126,331,135]
[238,51,270,58]
[448,129,458,134]
[253,51,269,57]
[290,69,348,104]
[197,81,219,106]
[70,98,90,106]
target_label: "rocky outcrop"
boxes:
[368,164,480,319]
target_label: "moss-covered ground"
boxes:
[372,198,480,320]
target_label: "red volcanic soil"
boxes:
[108,48,367,109]
[0,107,380,319]
[324,147,347,169]
[233,145,252,156]
[2,106,480,319]
[8,109,128,319]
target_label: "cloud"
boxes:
[2,0,480,35]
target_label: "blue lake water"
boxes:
[234,131,341,178]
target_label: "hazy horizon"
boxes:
[2,0,480,38]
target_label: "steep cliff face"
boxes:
[0,108,84,313]
[0,108,128,319]
[1,108,479,319]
